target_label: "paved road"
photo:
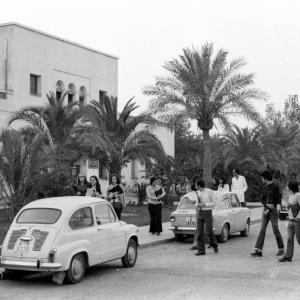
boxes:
[1,220,299,300]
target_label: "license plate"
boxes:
[15,240,30,254]
[186,217,196,226]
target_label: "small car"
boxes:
[169,191,251,243]
[0,197,138,284]
[278,190,289,220]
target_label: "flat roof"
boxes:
[0,22,119,60]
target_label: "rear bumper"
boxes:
[169,226,195,235]
[0,256,62,271]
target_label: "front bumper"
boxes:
[0,256,62,271]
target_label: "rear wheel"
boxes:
[240,219,250,237]
[216,224,229,243]
[65,253,86,284]
[122,239,138,268]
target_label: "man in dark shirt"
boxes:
[250,170,285,257]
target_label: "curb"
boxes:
[139,237,176,249]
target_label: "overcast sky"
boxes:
[1,0,300,131]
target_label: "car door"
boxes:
[94,203,125,260]
[229,194,245,232]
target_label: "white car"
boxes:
[169,191,251,243]
[0,197,138,284]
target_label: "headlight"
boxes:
[170,216,176,222]
[49,248,57,263]
[281,201,287,207]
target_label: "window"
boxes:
[17,208,61,224]
[69,207,94,229]
[79,86,87,105]
[99,162,108,179]
[99,90,107,105]
[68,83,76,104]
[131,159,138,180]
[179,196,195,210]
[95,204,115,225]
[230,194,240,208]
[56,80,65,101]
[220,196,230,210]
[30,74,41,96]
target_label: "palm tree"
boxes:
[85,96,169,176]
[0,128,70,221]
[143,43,268,183]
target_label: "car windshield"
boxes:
[17,208,62,224]
[178,197,195,209]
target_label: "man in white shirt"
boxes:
[231,169,248,206]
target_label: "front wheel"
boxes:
[240,219,250,237]
[65,253,86,284]
[216,224,229,243]
[122,239,138,268]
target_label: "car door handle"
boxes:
[97,228,103,231]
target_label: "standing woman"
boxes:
[218,178,229,192]
[76,173,89,196]
[86,176,105,198]
[107,174,124,220]
[146,177,164,235]
[279,181,300,262]
[211,177,219,191]
[155,178,166,235]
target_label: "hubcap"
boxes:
[223,226,228,240]
[72,258,83,278]
[128,246,136,264]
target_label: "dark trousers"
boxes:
[285,219,300,258]
[112,202,122,220]
[148,203,163,233]
[197,210,218,253]
[255,208,284,251]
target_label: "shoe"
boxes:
[213,247,219,253]
[195,252,206,256]
[208,245,212,248]
[156,232,160,236]
[276,250,284,256]
[278,257,292,262]
[151,232,155,235]
[190,246,198,250]
[250,250,262,257]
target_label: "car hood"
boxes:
[2,224,60,259]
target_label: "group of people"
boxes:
[250,170,300,263]
[74,172,124,219]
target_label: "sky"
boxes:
[1,0,300,132]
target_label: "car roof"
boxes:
[23,196,107,211]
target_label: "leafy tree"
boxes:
[143,43,267,184]
[85,96,169,176]
[0,128,70,221]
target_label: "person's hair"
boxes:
[212,177,219,185]
[260,170,272,181]
[150,177,157,186]
[110,174,120,185]
[220,177,227,188]
[77,173,88,185]
[196,179,205,188]
[288,181,299,193]
[190,175,201,191]
[233,169,240,175]
[89,175,101,194]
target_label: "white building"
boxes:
[0,22,174,191]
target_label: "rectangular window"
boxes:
[30,74,41,96]
[131,159,138,180]
[99,90,107,106]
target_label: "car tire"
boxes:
[216,224,229,243]
[279,213,286,221]
[240,218,250,237]
[174,234,184,242]
[121,239,138,268]
[65,253,86,284]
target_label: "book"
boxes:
[155,187,163,197]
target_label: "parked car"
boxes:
[278,188,289,220]
[0,197,138,284]
[169,191,251,243]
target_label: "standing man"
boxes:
[231,169,248,206]
[250,170,285,257]
[195,180,219,256]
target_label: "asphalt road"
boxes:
[1,220,300,300]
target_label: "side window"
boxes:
[230,194,240,208]
[108,205,117,222]
[95,204,111,225]
[220,196,230,210]
[69,207,93,230]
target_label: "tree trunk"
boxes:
[202,129,212,186]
